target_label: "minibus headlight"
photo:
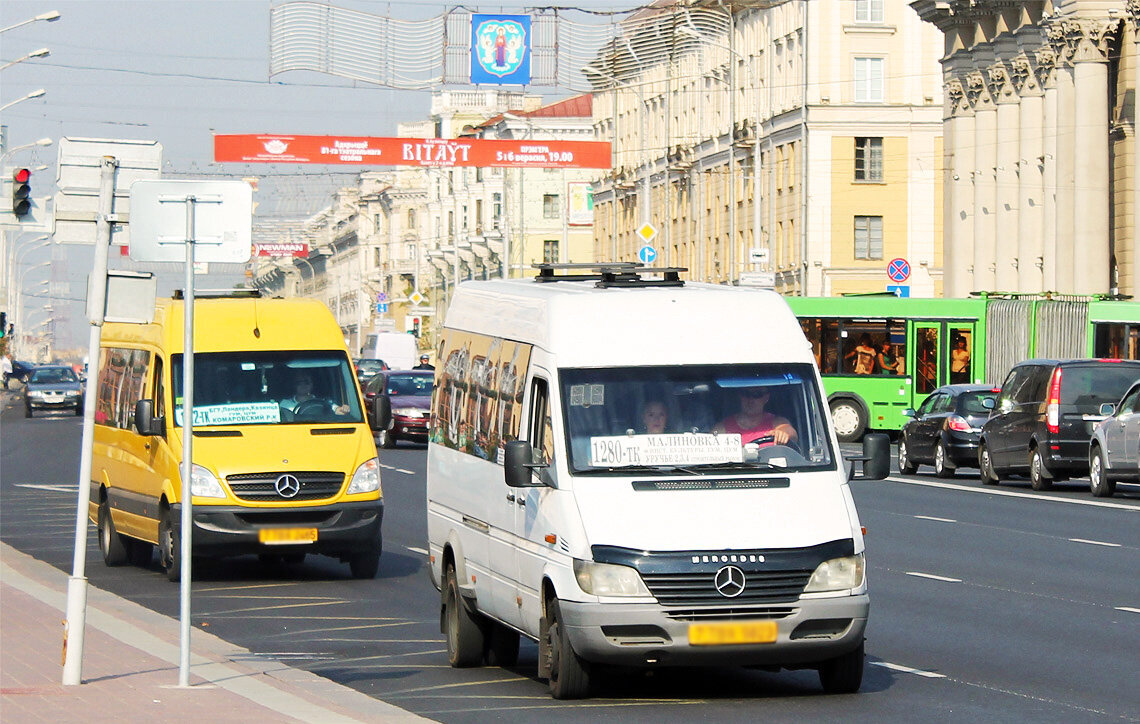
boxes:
[190,464,226,499]
[804,554,865,593]
[347,457,381,495]
[573,559,651,597]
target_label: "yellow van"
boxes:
[90,291,385,580]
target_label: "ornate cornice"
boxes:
[1048,18,1119,64]
[966,70,994,110]
[1009,54,1042,97]
[987,62,1017,104]
[1033,46,1058,88]
[946,77,972,117]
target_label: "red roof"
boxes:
[517,93,592,119]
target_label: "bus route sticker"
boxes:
[589,433,743,467]
[175,402,282,427]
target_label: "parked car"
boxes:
[978,358,1140,490]
[1088,379,1140,497]
[364,369,433,448]
[898,384,998,477]
[354,357,388,383]
[24,365,84,417]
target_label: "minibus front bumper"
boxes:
[168,499,383,557]
[559,593,868,668]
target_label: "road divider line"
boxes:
[914,515,957,523]
[406,546,428,555]
[871,661,946,678]
[1115,606,1140,614]
[1068,538,1121,547]
[883,476,1140,511]
[905,571,962,583]
[380,464,415,475]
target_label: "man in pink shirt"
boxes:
[714,387,797,446]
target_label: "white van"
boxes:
[425,265,889,699]
[360,330,418,370]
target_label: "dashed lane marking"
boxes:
[13,483,78,493]
[914,515,957,523]
[870,661,947,679]
[905,571,962,583]
[884,476,1139,511]
[380,464,415,475]
[1116,606,1140,614]
[1068,538,1122,547]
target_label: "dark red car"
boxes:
[364,370,433,448]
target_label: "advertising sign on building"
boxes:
[254,241,308,257]
[567,182,593,226]
[214,134,611,170]
[470,14,531,85]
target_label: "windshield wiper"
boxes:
[576,464,705,475]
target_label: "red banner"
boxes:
[214,134,612,169]
[254,241,308,258]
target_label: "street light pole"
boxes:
[0,89,47,113]
[0,10,61,35]
[0,47,50,72]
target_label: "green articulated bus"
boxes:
[786,294,1140,441]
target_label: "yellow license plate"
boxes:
[689,621,778,646]
[258,528,318,545]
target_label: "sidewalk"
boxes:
[1,543,429,723]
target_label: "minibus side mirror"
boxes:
[845,433,890,481]
[372,395,391,432]
[504,440,548,488]
[134,399,164,437]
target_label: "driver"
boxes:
[714,387,797,446]
[280,373,349,418]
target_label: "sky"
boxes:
[1,0,629,352]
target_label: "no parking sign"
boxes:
[887,258,911,283]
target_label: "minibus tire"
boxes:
[444,564,485,667]
[818,641,864,694]
[546,599,590,700]
[349,544,382,579]
[98,500,130,567]
[485,622,520,667]
[159,510,181,583]
[1028,448,1052,491]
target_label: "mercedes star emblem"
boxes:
[274,474,301,498]
[714,565,746,598]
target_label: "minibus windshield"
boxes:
[171,351,364,426]
[560,364,835,474]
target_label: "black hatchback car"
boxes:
[978,358,1140,490]
[898,384,998,477]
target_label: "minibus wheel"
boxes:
[159,509,181,582]
[485,622,520,667]
[444,563,485,667]
[98,500,129,567]
[1028,448,1053,491]
[545,599,591,699]
[818,641,864,694]
[349,545,381,579]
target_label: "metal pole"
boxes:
[179,197,197,687]
[63,155,117,686]
[640,85,650,229]
[727,8,737,285]
[611,84,618,262]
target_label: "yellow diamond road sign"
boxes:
[636,223,658,243]
[409,291,424,306]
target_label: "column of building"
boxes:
[944,77,975,298]
[990,58,1021,291]
[1036,45,1059,291]
[1012,51,1045,292]
[967,66,998,291]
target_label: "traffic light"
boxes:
[411,317,421,337]
[0,312,6,338]
[11,168,32,218]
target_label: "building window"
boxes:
[407,209,416,229]
[855,137,883,181]
[855,0,884,23]
[854,215,883,260]
[854,57,884,102]
[475,199,483,227]
[543,240,559,263]
[543,194,560,219]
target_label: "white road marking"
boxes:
[1115,606,1140,614]
[884,476,1140,511]
[905,571,962,583]
[870,661,947,679]
[380,464,415,475]
[13,483,77,493]
[406,546,428,555]
[914,515,957,523]
[1068,538,1121,547]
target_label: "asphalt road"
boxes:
[2,395,1138,722]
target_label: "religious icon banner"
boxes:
[470,14,531,85]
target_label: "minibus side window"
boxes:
[153,357,165,420]
[529,378,554,465]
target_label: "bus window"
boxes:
[950,327,972,383]
[839,320,905,375]
[1094,322,1139,360]
[915,325,940,394]
[800,318,840,373]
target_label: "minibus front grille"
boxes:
[641,570,812,606]
[225,472,345,501]
[664,606,798,621]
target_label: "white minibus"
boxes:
[425,265,889,699]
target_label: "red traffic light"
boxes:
[13,168,31,184]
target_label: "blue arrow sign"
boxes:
[886,284,910,298]
[638,245,657,264]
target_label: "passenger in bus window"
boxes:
[951,336,971,383]
[639,399,670,434]
[877,340,901,375]
[846,334,877,375]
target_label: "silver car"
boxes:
[1089,379,1140,497]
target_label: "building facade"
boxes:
[589,0,946,296]
[913,0,1140,298]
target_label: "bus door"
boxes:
[911,322,944,407]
